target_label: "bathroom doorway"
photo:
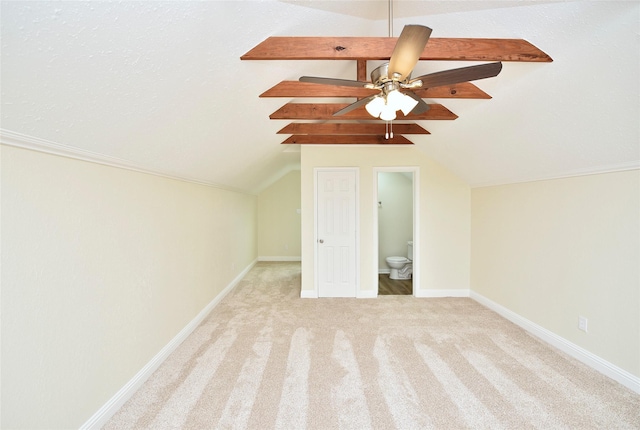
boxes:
[373,167,419,296]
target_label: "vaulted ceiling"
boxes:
[1,1,638,194]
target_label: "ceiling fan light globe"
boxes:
[386,89,404,111]
[365,96,385,118]
[380,105,397,121]
[399,93,419,116]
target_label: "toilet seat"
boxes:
[386,256,408,263]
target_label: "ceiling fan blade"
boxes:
[299,76,370,88]
[333,95,378,116]
[411,62,503,89]
[404,90,431,115]
[388,25,432,82]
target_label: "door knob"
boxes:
[318,239,324,243]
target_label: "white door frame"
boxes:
[314,167,360,298]
[373,167,420,296]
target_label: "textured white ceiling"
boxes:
[1,1,638,193]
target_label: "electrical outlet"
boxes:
[578,316,588,333]
[284,244,289,250]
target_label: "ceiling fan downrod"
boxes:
[388,0,394,37]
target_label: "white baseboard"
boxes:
[357,290,378,299]
[300,289,318,298]
[414,288,470,298]
[80,259,257,430]
[470,291,640,395]
[258,256,301,262]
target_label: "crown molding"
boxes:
[0,129,256,195]
[471,161,640,189]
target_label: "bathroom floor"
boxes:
[378,274,412,295]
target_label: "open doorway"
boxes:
[373,167,419,296]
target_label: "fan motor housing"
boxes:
[371,62,411,86]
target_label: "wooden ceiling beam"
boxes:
[270,103,458,120]
[242,37,552,62]
[277,123,430,135]
[356,60,367,82]
[260,81,491,99]
[282,135,414,145]
[413,84,491,99]
[261,82,374,98]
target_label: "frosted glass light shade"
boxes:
[386,90,403,110]
[365,90,418,120]
[379,105,397,121]
[387,89,418,116]
[398,94,419,116]
[365,96,385,118]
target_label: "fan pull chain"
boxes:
[385,121,394,139]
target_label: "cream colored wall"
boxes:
[300,146,470,296]
[257,170,301,259]
[1,145,258,429]
[471,170,640,377]
[378,172,413,270]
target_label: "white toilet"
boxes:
[385,241,413,280]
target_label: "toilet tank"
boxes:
[407,241,413,260]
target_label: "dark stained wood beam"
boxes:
[357,60,367,82]
[261,81,374,98]
[260,81,491,99]
[282,135,414,145]
[277,122,430,135]
[413,84,491,99]
[242,37,552,62]
[270,103,458,120]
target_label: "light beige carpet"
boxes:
[105,262,640,429]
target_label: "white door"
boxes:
[316,169,357,297]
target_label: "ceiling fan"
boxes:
[299,25,503,121]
